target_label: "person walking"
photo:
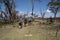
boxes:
[18,18,23,29]
[24,18,27,27]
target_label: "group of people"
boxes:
[18,17,32,29]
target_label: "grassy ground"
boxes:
[0,20,60,40]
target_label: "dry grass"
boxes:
[0,20,60,40]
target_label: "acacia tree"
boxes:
[48,0,60,21]
[48,0,60,37]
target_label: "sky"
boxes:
[1,0,60,18]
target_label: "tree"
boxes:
[3,0,13,20]
[48,0,60,37]
[0,0,3,19]
[47,0,60,21]
[31,0,34,16]
[0,0,17,22]
[40,10,46,20]
[31,0,41,16]
[11,0,17,20]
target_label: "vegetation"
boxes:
[47,0,60,21]
[0,0,18,22]
[0,19,60,40]
[0,0,60,40]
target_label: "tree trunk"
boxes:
[54,13,57,22]
[3,0,13,21]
